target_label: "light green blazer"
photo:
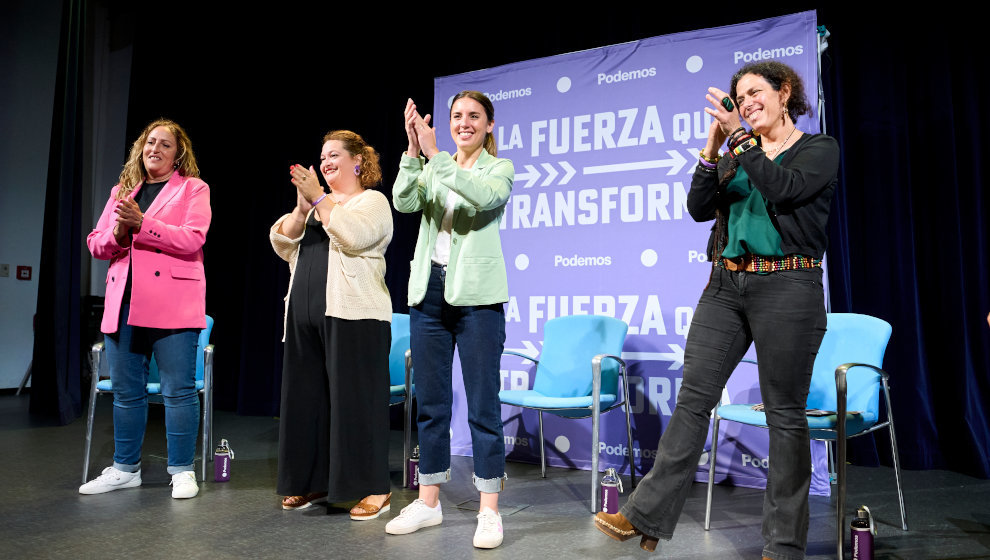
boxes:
[393,149,514,306]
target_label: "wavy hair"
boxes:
[323,130,382,188]
[116,119,199,199]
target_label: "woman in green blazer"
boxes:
[386,91,513,550]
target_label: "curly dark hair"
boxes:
[730,61,811,123]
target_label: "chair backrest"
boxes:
[389,313,411,386]
[531,315,628,398]
[807,313,891,416]
[149,315,215,384]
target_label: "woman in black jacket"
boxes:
[595,61,838,560]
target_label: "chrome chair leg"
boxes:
[705,413,721,531]
[403,350,413,489]
[538,411,546,478]
[591,405,601,513]
[883,378,908,530]
[620,363,636,488]
[82,344,103,484]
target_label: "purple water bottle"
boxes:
[408,445,420,490]
[600,467,622,514]
[850,505,874,560]
[214,438,234,482]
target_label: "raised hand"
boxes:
[704,87,743,136]
[405,98,422,157]
[703,120,728,159]
[290,164,324,204]
[405,98,438,158]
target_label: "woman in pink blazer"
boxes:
[81,119,211,499]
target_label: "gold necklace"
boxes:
[763,126,797,158]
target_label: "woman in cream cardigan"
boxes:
[270,130,393,520]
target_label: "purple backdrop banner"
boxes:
[431,11,830,495]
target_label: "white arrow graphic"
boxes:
[515,164,540,189]
[621,343,685,370]
[504,340,541,363]
[540,163,559,187]
[558,161,576,184]
[582,150,689,177]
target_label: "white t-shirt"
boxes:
[430,189,460,265]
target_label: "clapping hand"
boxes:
[405,98,437,158]
[115,198,143,230]
[290,164,324,204]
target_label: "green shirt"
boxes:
[722,152,786,259]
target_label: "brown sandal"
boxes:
[349,493,391,521]
[594,511,659,552]
[282,492,328,510]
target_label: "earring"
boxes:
[353,165,360,176]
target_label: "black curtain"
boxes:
[821,14,990,477]
[30,0,85,425]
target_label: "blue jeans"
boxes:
[621,266,826,560]
[105,304,200,475]
[411,264,507,493]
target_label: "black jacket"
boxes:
[687,133,839,260]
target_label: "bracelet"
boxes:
[730,137,759,158]
[698,155,717,169]
[697,162,717,174]
[728,132,753,151]
[699,149,720,165]
[312,193,328,206]
[726,128,749,148]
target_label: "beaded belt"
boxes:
[718,254,821,273]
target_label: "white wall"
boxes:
[0,1,63,389]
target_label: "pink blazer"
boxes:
[87,173,211,333]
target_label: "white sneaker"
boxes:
[79,466,141,495]
[385,499,443,535]
[170,471,199,499]
[473,507,503,549]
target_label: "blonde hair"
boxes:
[322,130,382,188]
[450,90,497,156]
[117,119,199,199]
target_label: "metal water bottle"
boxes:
[850,505,875,560]
[408,445,420,490]
[213,438,234,482]
[600,467,623,514]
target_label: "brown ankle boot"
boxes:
[595,511,661,552]
[594,511,641,541]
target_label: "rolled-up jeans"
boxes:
[621,266,826,560]
[411,264,507,493]
[105,304,200,475]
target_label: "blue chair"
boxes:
[82,316,215,482]
[388,313,415,487]
[498,314,635,513]
[704,313,907,559]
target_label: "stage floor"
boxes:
[1,394,987,559]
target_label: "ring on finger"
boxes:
[720,97,734,111]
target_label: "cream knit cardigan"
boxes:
[270,189,393,339]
